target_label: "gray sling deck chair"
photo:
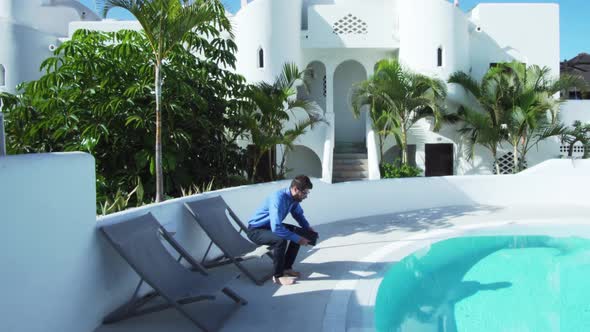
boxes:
[100,212,247,332]
[184,196,273,285]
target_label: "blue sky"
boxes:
[79,0,588,60]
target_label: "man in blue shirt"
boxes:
[246,175,317,285]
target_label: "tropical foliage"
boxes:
[245,63,323,182]
[351,58,448,165]
[98,0,230,202]
[380,161,422,178]
[450,62,583,173]
[0,28,251,213]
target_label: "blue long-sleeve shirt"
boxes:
[248,187,310,242]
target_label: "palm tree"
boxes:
[246,63,323,182]
[448,67,514,174]
[500,62,583,171]
[350,79,399,161]
[99,0,229,202]
[351,58,447,165]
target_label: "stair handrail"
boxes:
[365,111,381,180]
[321,112,335,183]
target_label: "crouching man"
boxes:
[246,175,317,285]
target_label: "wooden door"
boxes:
[425,144,453,177]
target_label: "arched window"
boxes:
[0,64,5,86]
[437,47,443,67]
[257,48,264,68]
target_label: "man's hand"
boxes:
[298,237,311,246]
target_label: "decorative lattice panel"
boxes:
[322,75,327,97]
[492,152,527,174]
[332,14,368,35]
[560,144,585,157]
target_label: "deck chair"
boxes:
[100,212,247,332]
[184,196,274,285]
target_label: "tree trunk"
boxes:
[268,148,273,181]
[401,128,408,165]
[512,141,519,174]
[492,147,500,175]
[379,135,384,163]
[568,141,576,158]
[250,151,263,183]
[155,62,164,202]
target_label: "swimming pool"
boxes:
[375,235,590,331]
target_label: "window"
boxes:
[569,90,582,100]
[437,47,443,67]
[0,64,5,86]
[332,14,368,35]
[257,48,264,68]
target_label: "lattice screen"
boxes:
[322,75,327,97]
[492,152,527,174]
[560,144,585,157]
[332,14,368,35]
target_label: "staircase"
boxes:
[332,142,369,183]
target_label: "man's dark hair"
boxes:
[290,175,313,191]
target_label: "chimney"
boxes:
[241,0,247,9]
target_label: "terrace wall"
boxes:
[1,152,590,331]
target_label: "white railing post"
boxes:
[365,111,380,180]
[321,112,335,183]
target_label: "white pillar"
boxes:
[321,65,335,182]
[416,143,426,176]
[241,0,247,9]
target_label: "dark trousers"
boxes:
[246,224,305,278]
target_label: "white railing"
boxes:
[365,111,381,180]
[321,112,335,183]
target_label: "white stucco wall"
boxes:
[233,0,303,84]
[469,3,559,80]
[303,0,398,49]
[398,0,470,81]
[0,153,97,332]
[2,152,590,332]
[0,0,98,93]
[560,100,590,126]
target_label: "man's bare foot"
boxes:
[283,269,302,278]
[273,276,296,285]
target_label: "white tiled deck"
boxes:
[94,204,590,332]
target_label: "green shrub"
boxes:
[380,161,422,178]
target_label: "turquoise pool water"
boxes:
[375,236,590,332]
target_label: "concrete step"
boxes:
[333,164,368,172]
[333,170,369,178]
[332,177,367,183]
[334,147,367,154]
[334,142,366,154]
[333,159,368,166]
[333,153,368,159]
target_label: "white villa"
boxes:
[1,0,589,181]
[4,2,590,332]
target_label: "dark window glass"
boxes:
[258,48,264,68]
[437,47,443,67]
